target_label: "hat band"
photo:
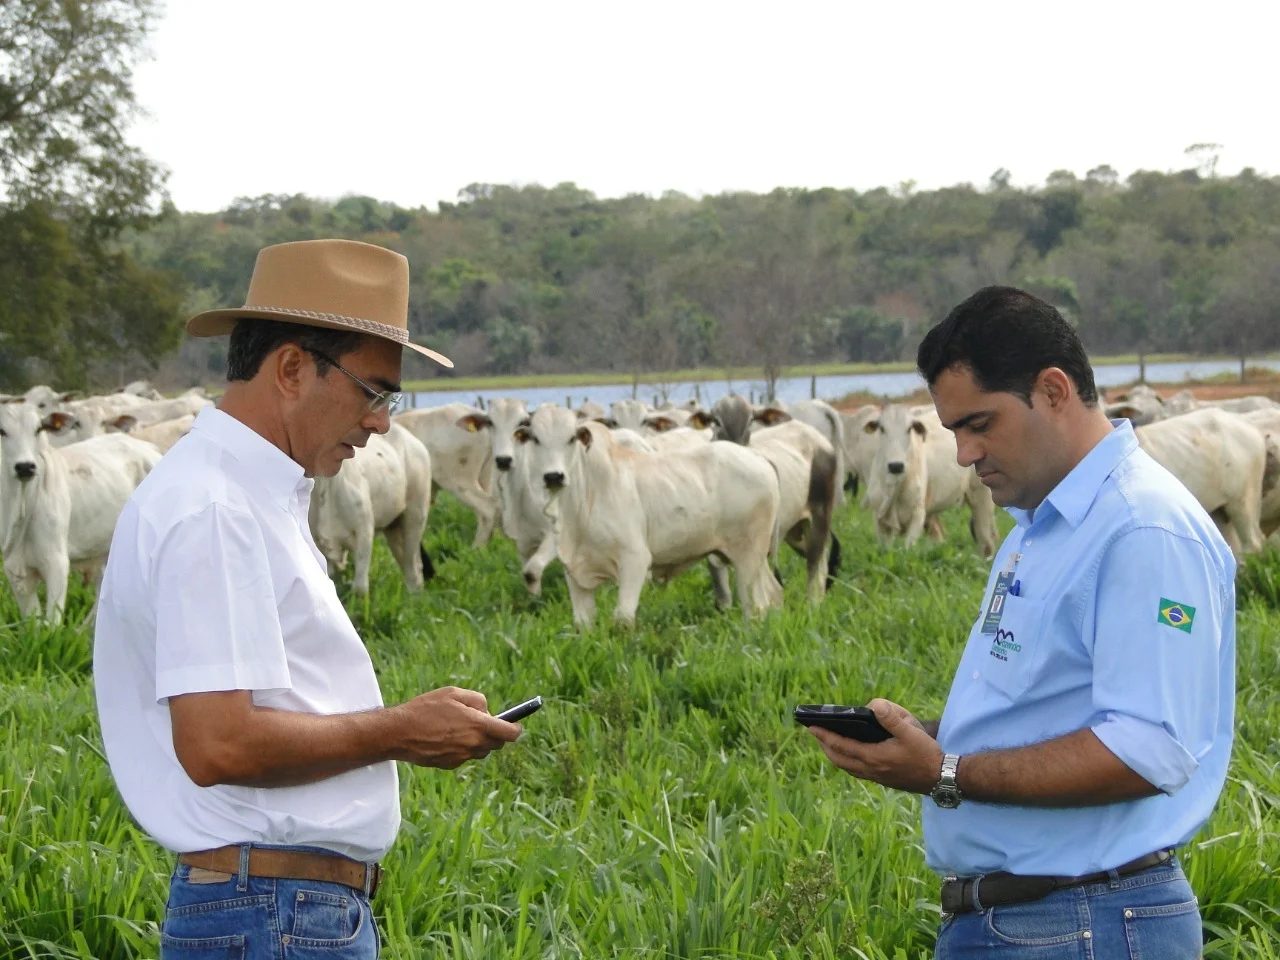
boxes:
[249,305,409,344]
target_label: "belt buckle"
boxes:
[364,862,382,898]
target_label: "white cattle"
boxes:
[734,419,840,603]
[104,389,211,433]
[456,399,560,595]
[0,402,161,624]
[767,400,845,504]
[128,414,196,453]
[1241,409,1280,538]
[1106,384,1167,425]
[689,396,839,600]
[576,399,607,421]
[606,398,652,430]
[520,407,783,626]
[46,391,152,447]
[394,403,497,547]
[862,404,997,555]
[839,404,881,496]
[1135,407,1266,558]
[308,423,432,595]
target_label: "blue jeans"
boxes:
[935,857,1202,959]
[161,845,379,959]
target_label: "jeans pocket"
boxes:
[287,888,362,942]
[986,899,1089,948]
[160,932,246,959]
[1123,897,1202,960]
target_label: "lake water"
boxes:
[409,357,1279,412]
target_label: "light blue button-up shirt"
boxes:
[923,420,1236,877]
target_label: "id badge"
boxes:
[980,552,1021,635]
[981,572,1015,634]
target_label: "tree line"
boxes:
[3,3,1279,392]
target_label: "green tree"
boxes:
[0,202,182,387]
[1,0,165,229]
[1,0,182,388]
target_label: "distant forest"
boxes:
[7,165,1280,391]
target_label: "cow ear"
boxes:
[753,407,791,426]
[863,419,880,434]
[1109,404,1140,421]
[514,426,532,444]
[687,410,716,430]
[575,426,593,448]
[644,415,677,433]
[59,391,81,402]
[911,420,928,437]
[456,413,493,432]
[594,417,617,428]
[40,411,75,433]
[109,414,138,433]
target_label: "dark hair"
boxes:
[225,318,367,381]
[916,286,1098,405]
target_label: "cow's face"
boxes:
[486,398,530,471]
[867,404,926,481]
[519,405,583,492]
[0,401,63,483]
[609,399,648,432]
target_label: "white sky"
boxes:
[130,0,1280,214]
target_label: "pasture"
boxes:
[1,496,1277,959]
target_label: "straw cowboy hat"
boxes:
[187,238,452,368]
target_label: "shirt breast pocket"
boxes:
[980,593,1045,702]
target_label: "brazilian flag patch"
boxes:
[1158,598,1196,633]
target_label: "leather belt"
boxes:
[179,846,382,898]
[941,849,1173,915]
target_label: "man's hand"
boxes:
[389,686,522,769]
[806,697,942,795]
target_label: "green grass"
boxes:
[1,500,1277,958]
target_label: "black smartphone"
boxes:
[495,696,543,722]
[794,704,891,742]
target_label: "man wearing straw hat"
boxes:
[94,239,522,957]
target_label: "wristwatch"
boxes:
[930,753,963,809]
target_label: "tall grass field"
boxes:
[2,497,1277,958]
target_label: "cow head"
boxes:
[0,402,57,483]
[521,405,585,493]
[867,404,927,481]
[485,398,531,472]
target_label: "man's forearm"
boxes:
[170,687,517,788]
[955,728,1158,807]
[174,697,404,788]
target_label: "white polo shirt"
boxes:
[94,407,400,862]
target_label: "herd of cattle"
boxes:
[2,379,1278,627]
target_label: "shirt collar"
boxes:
[190,406,310,504]
[1008,419,1138,529]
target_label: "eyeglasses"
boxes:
[308,350,404,413]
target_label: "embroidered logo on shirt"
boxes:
[1157,598,1196,633]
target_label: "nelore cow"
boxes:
[1135,407,1266,558]
[862,403,997,555]
[309,423,433,595]
[0,401,160,623]
[519,406,782,627]
[690,395,840,602]
[394,403,497,547]
[457,399,560,594]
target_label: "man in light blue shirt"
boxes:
[808,286,1235,959]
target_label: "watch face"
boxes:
[931,786,962,809]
